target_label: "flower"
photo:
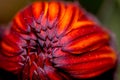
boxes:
[0,1,117,80]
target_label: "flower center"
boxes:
[20,22,61,79]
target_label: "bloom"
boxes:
[0,1,117,80]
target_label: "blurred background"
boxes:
[0,0,119,80]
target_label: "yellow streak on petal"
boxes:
[1,42,15,53]
[106,47,117,63]
[67,33,109,53]
[32,2,42,19]
[57,4,73,35]
[13,13,25,33]
[59,3,65,22]
[40,2,48,26]
[15,13,22,28]
[66,6,80,34]
[94,51,116,62]
[43,2,48,17]
[48,2,59,21]
[72,21,95,30]
[74,35,107,48]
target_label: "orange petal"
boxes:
[54,45,116,78]
[13,12,30,33]
[60,25,102,45]
[32,2,43,20]
[56,3,75,36]
[62,31,109,54]
[48,2,59,26]
[54,45,116,65]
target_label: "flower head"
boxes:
[0,1,117,80]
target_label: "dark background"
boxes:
[0,0,119,80]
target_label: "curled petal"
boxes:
[62,30,109,54]
[54,45,116,78]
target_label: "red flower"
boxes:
[0,1,117,80]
